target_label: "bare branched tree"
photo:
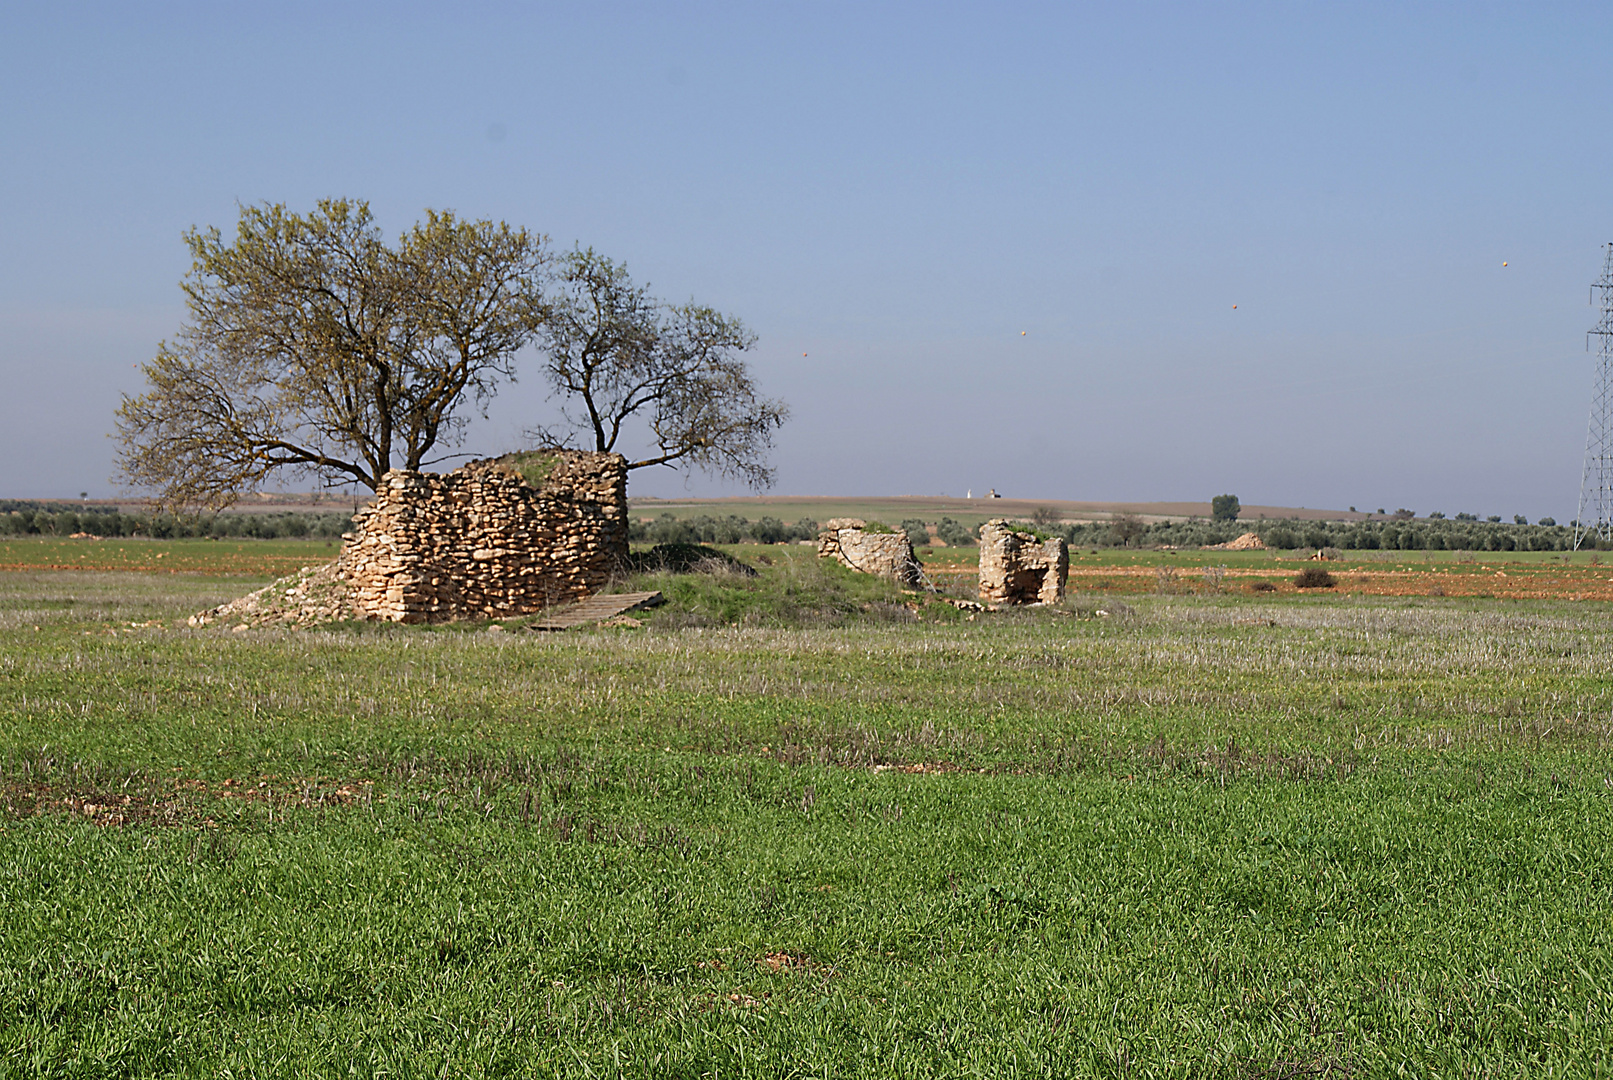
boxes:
[533,249,787,487]
[115,199,549,510]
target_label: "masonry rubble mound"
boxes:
[192,450,628,627]
[817,525,923,588]
[977,519,1068,605]
[1208,531,1266,551]
[189,562,354,629]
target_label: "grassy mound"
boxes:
[615,544,963,628]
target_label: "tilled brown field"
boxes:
[922,559,1613,601]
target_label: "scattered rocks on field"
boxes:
[190,561,355,629]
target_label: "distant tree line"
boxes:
[4,501,1594,552]
[0,503,351,540]
[630,513,821,545]
[620,513,1599,552]
[1032,517,1590,552]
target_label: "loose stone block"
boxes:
[817,526,922,588]
[978,519,1068,605]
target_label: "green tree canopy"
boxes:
[116,199,550,510]
[1211,494,1241,522]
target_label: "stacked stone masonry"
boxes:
[337,451,629,623]
[817,524,923,588]
[978,519,1068,605]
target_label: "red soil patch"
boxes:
[922,561,1613,601]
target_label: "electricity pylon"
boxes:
[1574,243,1613,550]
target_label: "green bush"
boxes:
[752,516,789,544]
[900,519,930,548]
[629,513,819,546]
[1264,526,1299,550]
[1009,522,1054,542]
[497,450,560,487]
[1293,566,1336,589]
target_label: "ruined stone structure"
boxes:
[1207,531,1265,551]
[978,519,1068,605]
[818,523,923,588]
[337,451,628,623]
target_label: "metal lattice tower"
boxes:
[1575,243,1613,550]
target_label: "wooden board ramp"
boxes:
[523,591,665,631]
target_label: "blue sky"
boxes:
[2,2,1609,518]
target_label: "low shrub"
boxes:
[497,450,560,487]
[1293,566,1336,589]
[1009,522,1054,542]
[628,543,758,576]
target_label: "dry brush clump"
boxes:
[1293,566,1336,589]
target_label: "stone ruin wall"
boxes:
[817,520,923,588]
[978,519,1069,605]
[338,451,628,623]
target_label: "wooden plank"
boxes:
[523,591,665,631]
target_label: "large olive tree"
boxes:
[115,199,550,510]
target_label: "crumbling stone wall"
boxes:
[338,451,628,623]
[978,519,1068,605]
[818,521,923,588]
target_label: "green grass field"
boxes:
[4,543,1613,1076]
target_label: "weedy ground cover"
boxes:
[3,552,1613,1076]
[0,538,340,577]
